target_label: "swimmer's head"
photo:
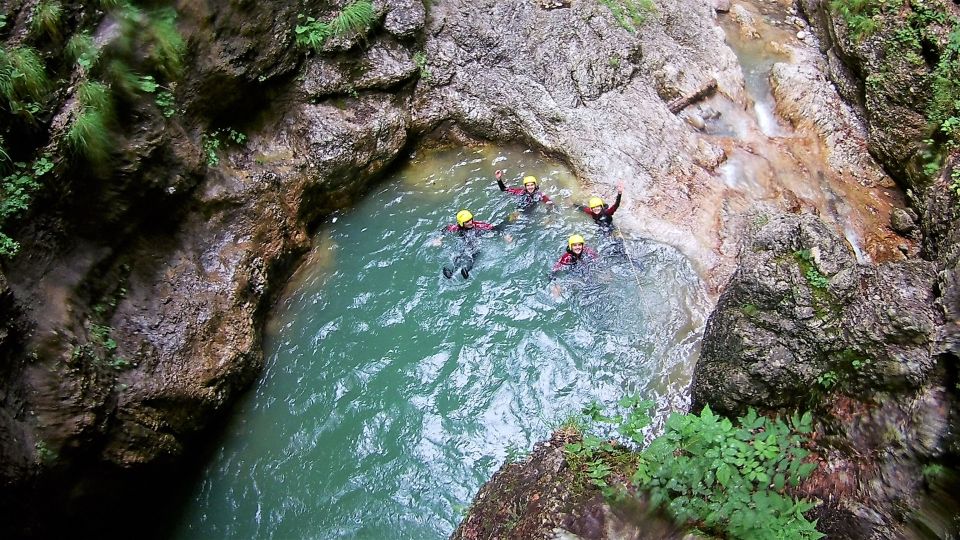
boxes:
[523,176,538,193]
[588,197,604,214]
[568,234,585,254]
[456,209,474,227]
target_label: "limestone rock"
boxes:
[890,207,917,235]
[300,36,418,97]
[692,212,941,416]
[383,0,426,38]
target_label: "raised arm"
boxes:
[495,169,508,192]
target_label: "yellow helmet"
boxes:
[523,175,538,186]
[588,197,604,209]
[568,234,585,248]
[456,209,473,226]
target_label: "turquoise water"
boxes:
[173,145,710,539]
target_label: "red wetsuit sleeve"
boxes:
[540,193,552,203]
[585,247,599,258]
[552,252,574,272]
[580,206,594,216]
[506,187,526,195]
[606,193,622,215]
[444,224,459,232]
[472,221,495,230]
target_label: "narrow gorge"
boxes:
[0,0,956,538]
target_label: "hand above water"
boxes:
[495,169,503,180]
[617,181,624,194]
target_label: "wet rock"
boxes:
[770,45,894,188]
[692,212,941,416]
[713,0,731,13]
[176,0,302,116]
[104,93,410,466]
[796,30,807,40]
[730,4,762,39]
[684,112,706,130]
[383,0,426,38]
[300,36,418,97]
[890,207,917,235]
[799,0,936,198]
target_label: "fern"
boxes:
[295,0,376,51]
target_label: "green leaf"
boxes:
[773,472,785,491]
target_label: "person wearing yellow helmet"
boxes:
[495,169,554,211]
[438,209,508,279]
[550,233,598,278]
[576,181,624,233]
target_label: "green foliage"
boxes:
[413,51,431,80]
[155,90,176,117]
[828,0,905,39]
[77,80,112,115]
[0,154,54,256]
[816,370,838,389]
[202,128,247,167]
[295,0,376,51]
[136,74,159,93]
[794,249,830,290]
[31,1,64,40]
[35,440,58,464]
[0,45,50,120]
[70,79,115,156]
[99,0,130,9]
[66,31,101,72]
[635,406,822,539]
[67,108,111,162]
[145,8,186,78]
[564,400,823,539]
[598,0,657,33]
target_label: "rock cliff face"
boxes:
[688,1,960,536]
[0,0,953,537]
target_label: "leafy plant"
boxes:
[0,153,55,256]
[0,45,50,119]
[67,108,111,162]
[413,51,431,80]
[66,31,101,72]
[634,406,822,539]
[155,90,176,117]
[816,370,838,389]
[563,399,822,539]
[31,1,63,40]
[202,128,247,167]
[794,249,830,290]
[35,440,58,464]
[295,0,376,51]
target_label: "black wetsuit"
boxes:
[497,179,553,211]
[441,221,503,278]
[576,193,622,234]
